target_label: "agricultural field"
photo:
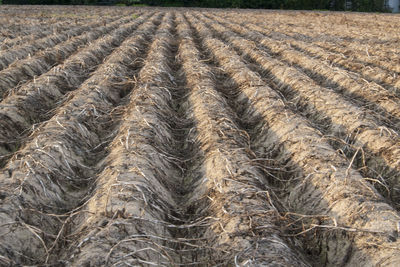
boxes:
[0,5,400,266]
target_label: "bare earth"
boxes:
[0,5,400,266]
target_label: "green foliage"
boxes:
[353,0,388,12]
[1,0,391,12]
[115,0,144,6]
[139,0,387,11]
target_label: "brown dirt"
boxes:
[0,12,161,265]
[210,16,400,125]
[195,12,400,209]
[0,12,151,167]
[0,5,400,267]
[184,13,400,266]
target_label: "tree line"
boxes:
[179,0,388,11]
[1,0,391,12]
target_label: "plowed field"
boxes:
[1,5,400,266]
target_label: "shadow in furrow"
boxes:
[195,13,400,209]
[59,12,192,266]
[176,13,312,266]
[0,14,162,266]
[0,12,153,169]
[186,12,400,267]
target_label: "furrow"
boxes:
[194,13,400,206]
[176,13,311,266]
[0,15,139,99]
[0,8,125,49]
[266,32,400,95]
[1,7,400,267]
[0,19,71,44]
[186,13,400,267]
[206,14,400,127]
[247,15,400,74]
[0,14,161,266]
[62,13,185,266]
[1,19,90,51]
[0,12,153,168]
[222,15,400,95]
[312,39,400,74]
[238,12,400,63]
[0,14,124,72]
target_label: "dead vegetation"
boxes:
[1,5,400,267]
[186,13,400,266]
[0,12,152,167]
[208,14,400,125]
[0,12,160,265]
[194,13,400,209]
